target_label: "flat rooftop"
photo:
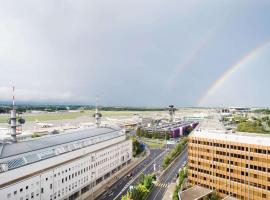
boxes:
[195,117,225,132]
[0,127,120,159]
[179,185,213,200]
[222,196,238,200]
[191,117,270,147]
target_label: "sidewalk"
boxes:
[162,183,176,200]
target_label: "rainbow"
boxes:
[198,39,270,106]
[168,30,214,87]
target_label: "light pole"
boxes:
[165,131,168,150]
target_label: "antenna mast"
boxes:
[12,86,15,109]
[9,86,25,142]
[10,86,18,142]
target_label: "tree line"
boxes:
[162,137,188,169]
[136,127,170,140]
[0,104,167,114]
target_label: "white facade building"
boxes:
[0,127,132,200]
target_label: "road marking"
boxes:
[155,182,168,188]
[149,148,188,200]
[113,150,168,200]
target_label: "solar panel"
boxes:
[25,154,40,163]
[38,150,55,159]
[55,147,66,155]
[7,158,25,169]
[0,130,125,173]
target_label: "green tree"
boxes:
[172,185,180,200]
[153,131,159,139]
[132,137,143,157]
[237,121,268,133]
[262,116,269,121]
[162,137,188,169]
[121,192,132,200]
[165,132,170,140]
[131,184,149,200]
[136,128,141,137]
[143,174,153,189]
[163,155,170,168]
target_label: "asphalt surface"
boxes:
[147,147,188,200]
[95,148,168,200]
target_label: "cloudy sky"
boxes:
[0,0,270,107]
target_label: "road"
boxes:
[147,147,188,200]
[96,148,168,200]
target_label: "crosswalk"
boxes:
[120,179,133,193]
[155,182,168,188]
[122,184,130,191]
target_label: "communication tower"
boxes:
[8,86,25,142]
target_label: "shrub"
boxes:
[162,137,188,169]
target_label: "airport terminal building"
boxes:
[0,127,132,200]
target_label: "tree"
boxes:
[173,185,180,200]
[140,129,146,137]
[121,192,132,200]
[152,174,156,181]
[209,192,219,200]
[262,116,269,121]
[143,175,153,190]
[162,137,188,169]
[165,132,170,140]
[175,143,182,153]
[163,155,170,168]
[237,121,268,133]
[132,137,143,157]
[138,173,145,184]
[130,184,149,200]
[153,131,159,139]
[136,128,141,137]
